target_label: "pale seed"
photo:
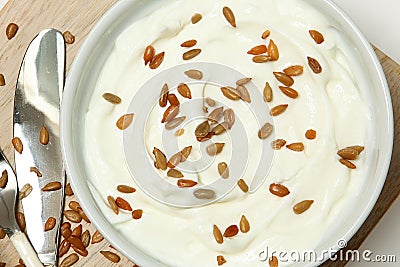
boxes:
[224,109,235,129]
[339,158,356,169]
[0,74,5,86]
[262,29,270,39]
[206,143,225,156]
[213,225,223,244]
[116,113,134,130]
[59,253,79,267]
[194,189,216,200]
[238,179,248,193]
[81,230,91,247]
[167,169,184,178]
[183,49,201,60]
[236,85,251,102]
[258,123,273,140]
[307,56,322,74]
[30,166,42,177]
[39,125,49,145]
[184,69,203,80]
[269,183,290,197]
[102,92,121,104]
[270,104,288,116]
[181,40,197,48]
[12,137,23,154]
[177,83,192,99]
[240,215,250,233]
[6,23,19,40]
[205,97,216,107]
[69,200,81,212]
[107,196,119,215]
[347,145,364,153]
[143,45,155,65]
[273,72,294,87]
[212,122,228,135]
[159,83,169,107]
[293,200,314,214]
[263,82,273,102]
[203,106,209,113]
[177,179,198,188]
[279,86,298,99]
[287,142,304,152]
[167,152,182,168]
[267,39,279,61]
[180,146,193,162]
[247,45,267,55]
[19,183,33,200]
[337,148,359,160]
[0,170,8,188]
[44,217,56,232]
[252,55,269,63]
[42,181,62,191]
[153,147,167,170]
[217,255,227,266]
[115,196,132,211]
[149,52,165,69]
[165,116,186,130]
[195,121,210,138]
[58,239,71,257]
[236,77,252,86]
[117,185,136,194]
[63,31,75,44]
[64,210,82,223]
[221,86,240,100]
[283,65,304,76]
[191,13,202,24]
[305,129,317,140]
[223,225,239,238]
[271,139,287,150]
[65,183,74,196]
[91,230,104,244]
[162,105,179,123]
[218,162,229,179]
[16,212,26,232]
[132,209,143,220]
[222,6,236,27]
[269,256,279,267]
[208,107,224,123]
[309,30,324,44]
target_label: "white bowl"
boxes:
[61,0,393,266]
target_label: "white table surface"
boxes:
[0,0,398,265]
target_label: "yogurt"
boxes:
[84,0,374,266]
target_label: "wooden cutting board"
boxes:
[0,0,399,266]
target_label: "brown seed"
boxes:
[177,179,197,188]
[6,23,19,40]
[42,181,62,191]
[217,255,227,266]
[236,85,251,102]
[64,210,82,223]
[224,109,235,129]
[274,72,294,87]
[12,137,23,154]
[223,225,239,238]
[100,251,120,263]
[307,56,322,74]
[191,13,202,24]
[309,30,324,44]
[30,166,42,177]
[305,129,317,140]
[38,125,50,145]
[270,104,288,116]
[203,106,209,113]
[261,29,271,39]
[194,189,216,200]
[58,239,71,257]
[175,128,185,136]
[167,169,184,178]
[162,105,180,123]
[337,148,359,160]
[61,222,72,238]
[247,45,267,55]
[184,69,203,80]
[115,197,132,211]
[107,196,119,215]
[240,215,250,233]
[205,97,216,107]
[218,162,229,179]
[19,183,33,200]
[177,83,192,99]
[165,116,186,131]
[149,52,165,69]
[78,207,91,223]
[213,225,223,244]
[197,131,215,142]
[69,201,81,212]
[206,143,225,156]
[283,65,304,76]
[183,49,201,60]
[181,39,197,48]
[167,94,180,106]
[116,113,134,130]
[212,122,228,136]
[339,158,357,169]
[153,147,167,170]
[195,121,211,138]
[159,83,169,108]
[72,246,88,257]
[132,209,143,220]
[267,39,279,61]
[0,74,5,86]
[286,142,304,152]
[221,86,240,100]
[279,86,298,99]
[117,185,136,194]
[63,31,75,44]
[65,183,74,196]
[269,183,290,197]
[293,200,314,214]
[143,45,155,65]
[71,224,82,237]
[237,179,248,193]
[0,228,6,239]
[223,6,236,27]
[0,170,8,188]
[236,77,252,86]
[91,230,104,244]
[347,145,365,153]
[208,107,224,123]
[258,123,273,140]
[252,55,269,63]
[59,253,79,267]
[102,93,121,104]
[271,139,287,150]
[81,230,91,248]
[16,212,26,231]
[263,82,273,102]
[180,146,192,162]
[68,236,85,251]
[269,256,279,267]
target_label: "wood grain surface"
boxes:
[0,0,399,266]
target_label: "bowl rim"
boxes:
[61,0,394,266]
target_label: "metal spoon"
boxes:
[0,149,43,267]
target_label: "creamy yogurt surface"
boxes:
[84,0,374,266]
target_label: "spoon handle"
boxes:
[10,230,44,267]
